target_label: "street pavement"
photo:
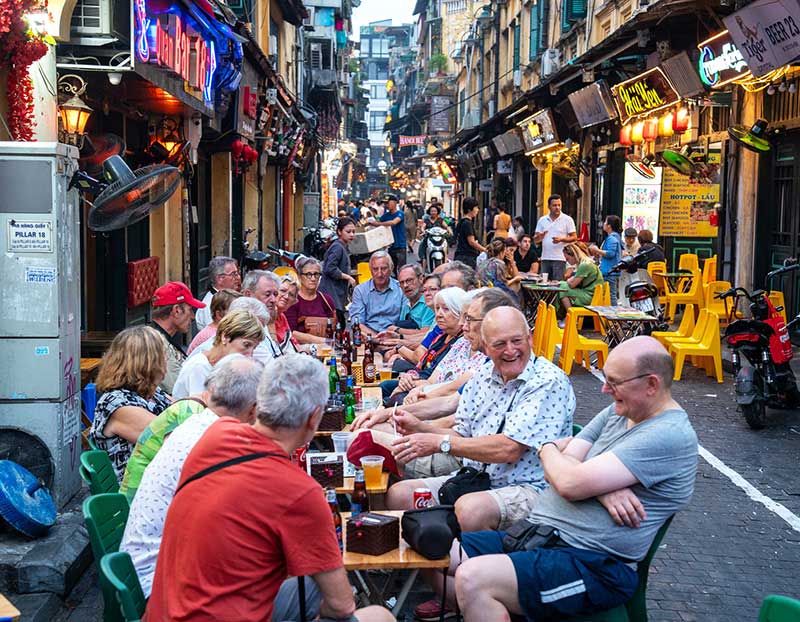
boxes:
[51,361,800,621]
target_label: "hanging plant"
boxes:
[1,0,52,141]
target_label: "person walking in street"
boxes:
[195,257,241,330]
[534,195,577,282]
[372,193,407,272]
[493,203,511,240]
[454,197,486,268]
[319,217,357,328]
[589,215,624,305]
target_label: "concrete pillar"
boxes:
[244,169,259,247]
[32,46,58,142]
[211,152,232,256]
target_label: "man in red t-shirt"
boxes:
[145,354,394,622]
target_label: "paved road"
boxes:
[53,363,800,621]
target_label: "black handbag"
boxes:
[501,520,563,553]
[437,466,491,505]
[401,505,462,559]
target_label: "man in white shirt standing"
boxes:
[195,256,241,330]
[534,195,577,281]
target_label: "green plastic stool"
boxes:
[759,594,800,621]
[100,552,147,622]
[80,450,119,495]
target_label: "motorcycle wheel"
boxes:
[741,401,767,430]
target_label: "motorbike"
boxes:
[609,246,669,333]
[266,244,304,270]
[716,260,800,429]
[421,226,449,271]
[301,218,337,260]
[240,228,270,276]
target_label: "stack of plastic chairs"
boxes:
[665,268,703,322]
[541,305,563,363]
[651,306,696,348]
[704,280,733,326]
[570,284,605,333]
[701,255,717,285]
[647,261,669,304]
[531,301,548,356]
[678,253,700,272]
[669,309,723,382]
[559,308,608,375]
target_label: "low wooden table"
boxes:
[586,305,659,347]
[342,511,450,616]
[0,593,20,621]
[337,471,390,495]
[80,357,103,388]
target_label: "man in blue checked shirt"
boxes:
[349,251,405,338]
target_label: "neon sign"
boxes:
[134,0,218,104]
[697,30,750,88]
[611,67,680,124]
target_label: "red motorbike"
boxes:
[717,260,800,429]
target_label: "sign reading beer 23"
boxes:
[134,0,218,104]
[611,67,680,124]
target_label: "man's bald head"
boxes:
[610,336,674,389]
[482,306,528,338]
[481,307,531,382]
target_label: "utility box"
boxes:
[349,226,393,255]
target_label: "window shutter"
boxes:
[513,22,521,69]
[566,0,587,20]
[529,2,540,59]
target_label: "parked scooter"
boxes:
[421,226,449,271]
[266,244,304,270]
[609,246,668,332]
[301,218,337,260]
[716,259,800,429]
[240,228,270,276]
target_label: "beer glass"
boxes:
[360,455,384,488]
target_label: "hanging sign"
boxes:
[697,30,751,88]
[611,67,680,124]
[567,81,618,128]
[723,0,800,78]
[430,97,451,133]
[659,157,721,238]
[134,0,219,104]
[517,109,559,154]
[399,135,427,147]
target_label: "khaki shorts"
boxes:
[403,453,462,479]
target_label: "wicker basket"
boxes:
[308,454,344,488]
[346,513,400,556]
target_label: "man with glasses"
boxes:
[397,264,435,329]
[196,257,241,330]
[242,270,280,319]
[349,251,405,338]
[437,336,697,622]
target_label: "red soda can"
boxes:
[413,488,434,509]
[295,444,308,471]
[353,386,362,406]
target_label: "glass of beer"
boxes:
[360,455,384,489]
[379,368,393,381]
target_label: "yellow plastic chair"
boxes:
[541,305,563,363]
[768,291,788,323]
[704,280,732,325]
[357,261,371,284]
[702,255,717,285]
[571,284,604,333]
[665,268,703,322]
[531,301,548,356]
[678,253,699,272]
[647,261,669,304]
[662,309,711,347]
[602,281,611,305]
[559,308,608,375]
[651,305,696,347]
[670,313,723,383]
[272,266,298,281]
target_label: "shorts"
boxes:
[403,453,462,479]
[460,531,638,620]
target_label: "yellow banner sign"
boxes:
[659,168,720,237]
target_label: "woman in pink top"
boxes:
[187,289,241,354]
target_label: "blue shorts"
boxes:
[461,531,638,621]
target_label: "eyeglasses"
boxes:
[422,287,440,294]
[399,278,418,286]
[600,372,651,392]
[301,272,322,279]
[462,314,483,324]
[222,270,241,278]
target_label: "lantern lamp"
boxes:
[619,124,633,146]
[631,121,645,144]
[659,113,674,137]
[673,107,690,132]
[57,74,93,147]
[643,118,658,141]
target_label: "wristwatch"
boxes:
[536,441,557,458]
[440,434,451,454]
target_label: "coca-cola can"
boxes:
[413,488,434,509]
[295,444,308,471]
[353,386,362,406]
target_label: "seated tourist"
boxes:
[143,354,394,622]
[379,273,443,360]
[285,257,336,344]
[188,288,242,354]
[349,251,405,338]
[559,241,604,311]
[172,309,263,398]
[397,263,435,329]
[429,337,698,622]
[192,296,280,362]
[385,307,575,532]
[274,274,302,352]
[90,326,172,482]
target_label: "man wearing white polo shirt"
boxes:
[534,195,577,281]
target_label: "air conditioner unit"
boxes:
[541,48,561,78]
[310,43,323,70]
[302,7,315,31]
[69,0,128,42]
[513,69,522,87]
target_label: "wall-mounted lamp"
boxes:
[57,74,92,148]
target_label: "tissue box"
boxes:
[346,513,400,556]
[307,453,344,488]
[349,227,394,255]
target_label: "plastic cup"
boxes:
[541,272,549,283]
[332,431,352,453]
[362,397,380,411]
[360,455,385,488]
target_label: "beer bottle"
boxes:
[326,487,343,551]
[328,357,340,395]
[342,343,352,377]
[325,317,334,341]
[352,318,362,347]
[363,342,376,384]
[334,319,344,351]
[344,376,356,425]
[351,468,370,516]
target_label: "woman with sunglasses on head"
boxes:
[559,241,604,311]
[273,275,302,351]
[319,217,358,328]
[285,256,337,344]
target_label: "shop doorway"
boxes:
[190,151,213,296]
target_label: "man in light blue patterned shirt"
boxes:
[349,251,405,337]
[386,306,574,532]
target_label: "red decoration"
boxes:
[643,118,658,141]
[619,124,632,146]
[1,0,50,141]
[231,138,244,160]
[673,107,690,132]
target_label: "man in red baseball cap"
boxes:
[150,282,206,394]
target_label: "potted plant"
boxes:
[428,52,448,77]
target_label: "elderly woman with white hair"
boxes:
[381,287,469,405]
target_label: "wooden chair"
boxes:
[768,291,788,323]
[703,280,733,326]
[759,594,800,622]
[559,308,608,375]
[100,552,147,622]
[665,269,703,322]
[650,306,696,348]
[531,301,548,357]
[80,450,119,496]
[541,305,563,363]
[670,314,723,382]
[701,255,717,285]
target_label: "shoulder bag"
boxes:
[402,505,461,559]
[300,294,335,337]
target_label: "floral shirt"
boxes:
[90,388,171,482]
[431,336,487,383]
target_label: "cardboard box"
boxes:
[349,227,394,255]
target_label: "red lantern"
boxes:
[619,124,633,146]
[231,138,244,161]
[673,107,690,132]
[245,145,258,164]
[643,118,658,141]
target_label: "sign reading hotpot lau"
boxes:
[697,30,751,88]
[723,0,800,78]
[517,109,559,154]
[659,148,722,238]
[611,67,680,125]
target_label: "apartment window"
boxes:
[619,2,632,23]
[600,19,611,38]
[370,84,383,99]
[369,111,385,131]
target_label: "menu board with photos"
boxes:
[622,163,664,241]
[659,170,720,237]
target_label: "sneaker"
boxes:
[414,598,458,621]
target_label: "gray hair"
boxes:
[242,269,268,294]
[295,256,321,274]
[209,256,237,285]
[473,288,519,315]
[207,354,264,414]
[637,350,675,389]
[443,261,479,290]
[399,263,424,279]
[434,287,469,316]
[369,250,394,271]
[229,296,270,324]
[256,354,330,429]
[262,270,282,287]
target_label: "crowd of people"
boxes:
[85,192,687,621]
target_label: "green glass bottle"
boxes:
[344,376,356,424]
[328,357,340,396]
